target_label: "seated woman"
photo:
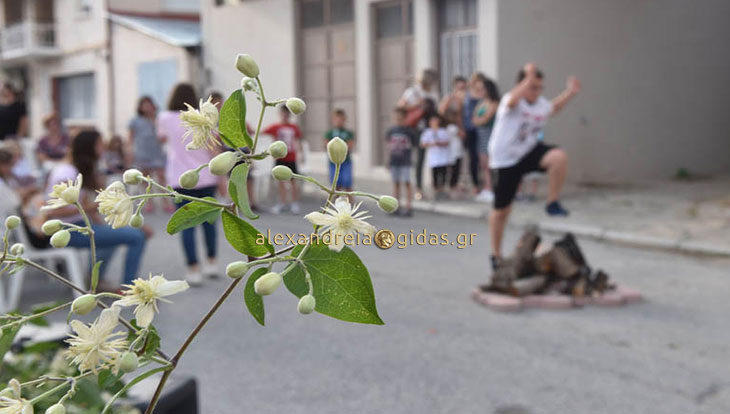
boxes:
[45,130,150,289]
[36,112,70,167]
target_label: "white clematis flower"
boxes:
[304,197,376,252]
[65,307,128,374]
[114,274,189,328]
[179,96,220,150]
[41,173,82,210]
[95,181,134,229]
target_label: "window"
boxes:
[138,60,178,112]
[439,0,478,92]
[376,2,413,39]
[300,0,353,28]
[56,73,96,121]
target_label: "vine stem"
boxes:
[143,276,242,414]
[75,202,97,293]
[0,302,71,329]
[252,77,267,151]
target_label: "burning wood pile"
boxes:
[485,226,612,298]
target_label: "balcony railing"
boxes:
[0,22,58,62]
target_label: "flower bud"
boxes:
[241,76,257,92]
[327,137,348,165]
[297,295,316,315]
[46,404,65,414]
[235,54,260,78]
[9,243,24,256]
[118,351,139,373]
[285,97,306,115]
[50,230,71,248]
[271,165,293,181]
[179,169,199,189]
[268,141,288,159]
[41,219,63,236]
[123,169,144,185]
[254,272,282,296]
[209,151,238,176]
[60,186,79,204]
[71,294,97,315]
[4,215,20,230]
[377,195,399,213]
[225,261,250,279]
[130,213,144,228]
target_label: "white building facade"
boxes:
[206,0,730,182]
[0,0,202,140]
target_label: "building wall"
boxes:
[496,0,730,182]
[26,0,110,138]
[201,0,296,120]
[110,23,198,137]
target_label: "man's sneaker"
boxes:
[290,202,301,214]
[186,271,203,287]
[475,189,494,203]
[270,203,284,214]
[546,200,570,217]
[201,262,219,279]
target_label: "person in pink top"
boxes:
[158,83,223,286]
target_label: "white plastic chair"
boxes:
[1,223,86,312]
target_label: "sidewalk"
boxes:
[307,174,730,257]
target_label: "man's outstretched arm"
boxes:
[551,76,581,115]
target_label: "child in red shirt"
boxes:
[263,106,302,214]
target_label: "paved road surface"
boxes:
[20,200,730,413]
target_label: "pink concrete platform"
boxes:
[471,284,643,312]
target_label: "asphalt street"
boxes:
[19,198,730,414]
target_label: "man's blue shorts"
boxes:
[329,159,353,189]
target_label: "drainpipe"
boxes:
[105,0,116,136]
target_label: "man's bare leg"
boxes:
[404,182,413,212]
[489,205,512,258]
[540,148,568,203]
[393,183,401,211]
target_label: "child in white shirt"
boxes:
[420,115,452,199]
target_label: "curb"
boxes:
[410,200,730,258]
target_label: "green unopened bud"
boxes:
[46,403,65,414]
[71,294,97,315]
[271,165,293,181]
[285,97,306,115]
[377,195,399,213]
[254,272,282,296]
[268,141,288,159]
[60,186,79,204]
[327,137,348,165]
[209,151,238,176]
[297,295,316,315]
[225,261,250,279]
[179,169,199,189]
[42,219,63,235]
[4,215,20,230]
[130,213,144,228]
[123,169,144,185]
[118,351,139,373]
[9,243,24,256]
[50,230,71,248]
[241,76,258,92]
[235,54,260,78]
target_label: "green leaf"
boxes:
[101,366,170,414]
[219,89,252,149]
[244,268,268,326]
[126,320,161,358]
[229,163,258,219]
[90,260,103,293]
[166,197,222,235]
[283,242,384,325]
[0,322,22,368]
[221,211,273,257]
